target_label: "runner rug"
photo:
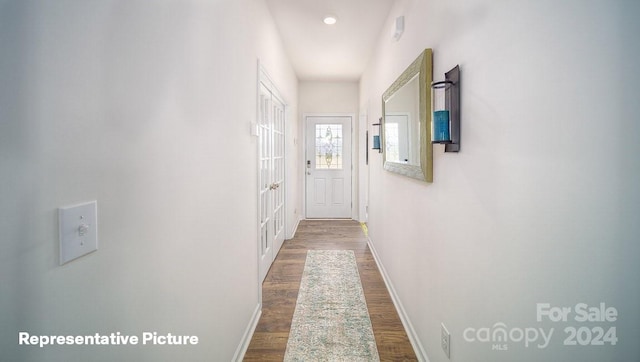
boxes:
[284,250,380,361]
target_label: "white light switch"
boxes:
[250,122,259,136]
[59,201,98,265]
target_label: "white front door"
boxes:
[258,79,286,282]
[305,116,352,218]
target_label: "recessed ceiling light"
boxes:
[323,15,337,25]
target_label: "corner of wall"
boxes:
[232,304,262,362]
[366,237,429,362]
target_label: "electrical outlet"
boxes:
[441,323,450,359]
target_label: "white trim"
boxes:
[255,60,263,287]
[232,303,262,362]
[367,237,430,362]
[258,63,286,106]
[303,218,353,221]
[357,111,368,223]
[287,215,302,239]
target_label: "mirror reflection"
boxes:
[384,73,420,165]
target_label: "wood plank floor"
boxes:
[244,219,417,361]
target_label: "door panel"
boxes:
[305,116,352,218]
[332,179,344,204]
[314,179,326,204]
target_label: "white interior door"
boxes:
[305,116,352,218]
[258,80,286,282]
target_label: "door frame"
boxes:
[302,113,355,220]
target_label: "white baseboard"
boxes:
[232,303,262,361]
[287,216,302,239]
[367,238,430,362]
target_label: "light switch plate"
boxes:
[250,122,259,136]
[59,201,98,265]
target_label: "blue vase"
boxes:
[373,135,380,149]
[433,110,451,142]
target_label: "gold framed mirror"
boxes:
[382,48,433,182]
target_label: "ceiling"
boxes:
[265,0,397,81]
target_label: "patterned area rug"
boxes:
[284,250,380,361]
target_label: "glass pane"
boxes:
[315,124,343,169]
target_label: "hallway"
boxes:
[244,220,417,361]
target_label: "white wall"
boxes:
[298,81,359,219]
[0,0,297,360]
[299,81,359,115]
[361,1,640,361]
